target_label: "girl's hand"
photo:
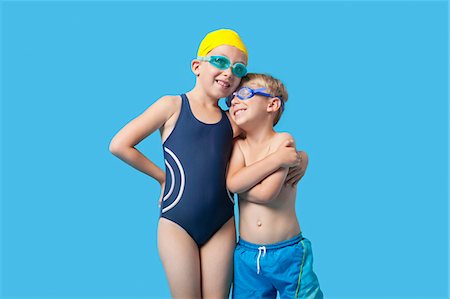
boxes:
[276,139,300,168]
[158,181,166,208]
[285,151,309,186]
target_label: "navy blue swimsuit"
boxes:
[160,94,234,246]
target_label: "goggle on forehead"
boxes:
[197,55,248,78]
[226,86,285,111]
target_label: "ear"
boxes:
[267,97,282,112]
[191,59,201,76]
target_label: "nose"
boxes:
[222,66,233,77]
[230,95,240,106]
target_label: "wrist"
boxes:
[270,152,284,168]
[156,171,166,186]
[159,178,166,186]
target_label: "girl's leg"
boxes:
[200,217,236,299]
[158,218,201,299]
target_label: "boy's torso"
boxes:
[238,132,301,244]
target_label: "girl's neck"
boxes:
[186,86,219,107]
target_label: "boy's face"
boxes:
[195,45,247,99]
[229,80,273,128]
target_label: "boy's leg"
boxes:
[233,239,277,299]
[158,218,201,299]
[199,217,236,299]
[275,237,323,299]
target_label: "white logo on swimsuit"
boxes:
[163,160,175,201]
[162,147,185,214]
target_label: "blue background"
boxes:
[1,1,448,298]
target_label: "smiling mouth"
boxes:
[234,108,246,116]
[216,80,231,88]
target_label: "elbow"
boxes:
[109,140,119,156]
[254,187,279,203]
[263,191,281,203]
[247,187,275,203]
[247,193,272,204]
[227,177,249,194]
[226,178,239,194]
[257,194,274,203]
[109,138,125,157]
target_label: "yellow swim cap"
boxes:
[197,29,248,58]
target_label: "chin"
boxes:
[205,90,223,101]
[217,89,233,99]
[234,117,248,127]
[214,83,235,97]
[209,87,227,99]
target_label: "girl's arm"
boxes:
[226,136,299,194]
[109,95,179,184]
[285,151,309,186]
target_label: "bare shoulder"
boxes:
[130,94,182,132]
[154,95,183,141]
[274,132,308,164]
[160,94,181,103]
[154,94,181,115]
[231,137,248,163]
[232,136,246,151]
[137,94,182,125]
[273,132,296,146]
[110,95,183,148]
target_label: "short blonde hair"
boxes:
[238,73,288,126]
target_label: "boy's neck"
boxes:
[244,123,276,145]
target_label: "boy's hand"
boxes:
[285,151,309,186]
[276,139,300,168]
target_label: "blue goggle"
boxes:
[197,55,248,78]
[226,86,284,111]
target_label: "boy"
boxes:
[227,73,323,299]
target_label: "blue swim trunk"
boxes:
[232,234,323,299]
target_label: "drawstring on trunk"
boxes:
[256,246,266,274]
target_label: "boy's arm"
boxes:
[240,167,289,204]
[226,139,299,194]
[240,133,296,203]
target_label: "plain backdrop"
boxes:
[1,1,448,298]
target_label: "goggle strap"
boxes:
[278,98,285,111]
[255,92,272,98]
[253,87,267,92]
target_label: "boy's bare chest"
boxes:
[242,144,274,166]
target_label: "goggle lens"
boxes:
[237,87,253,99]
[232,63,247,78]
[199,55,248,78]
[210,56,230,69]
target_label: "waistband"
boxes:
[237,233,304,250]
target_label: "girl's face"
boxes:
[196,45,247,100]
